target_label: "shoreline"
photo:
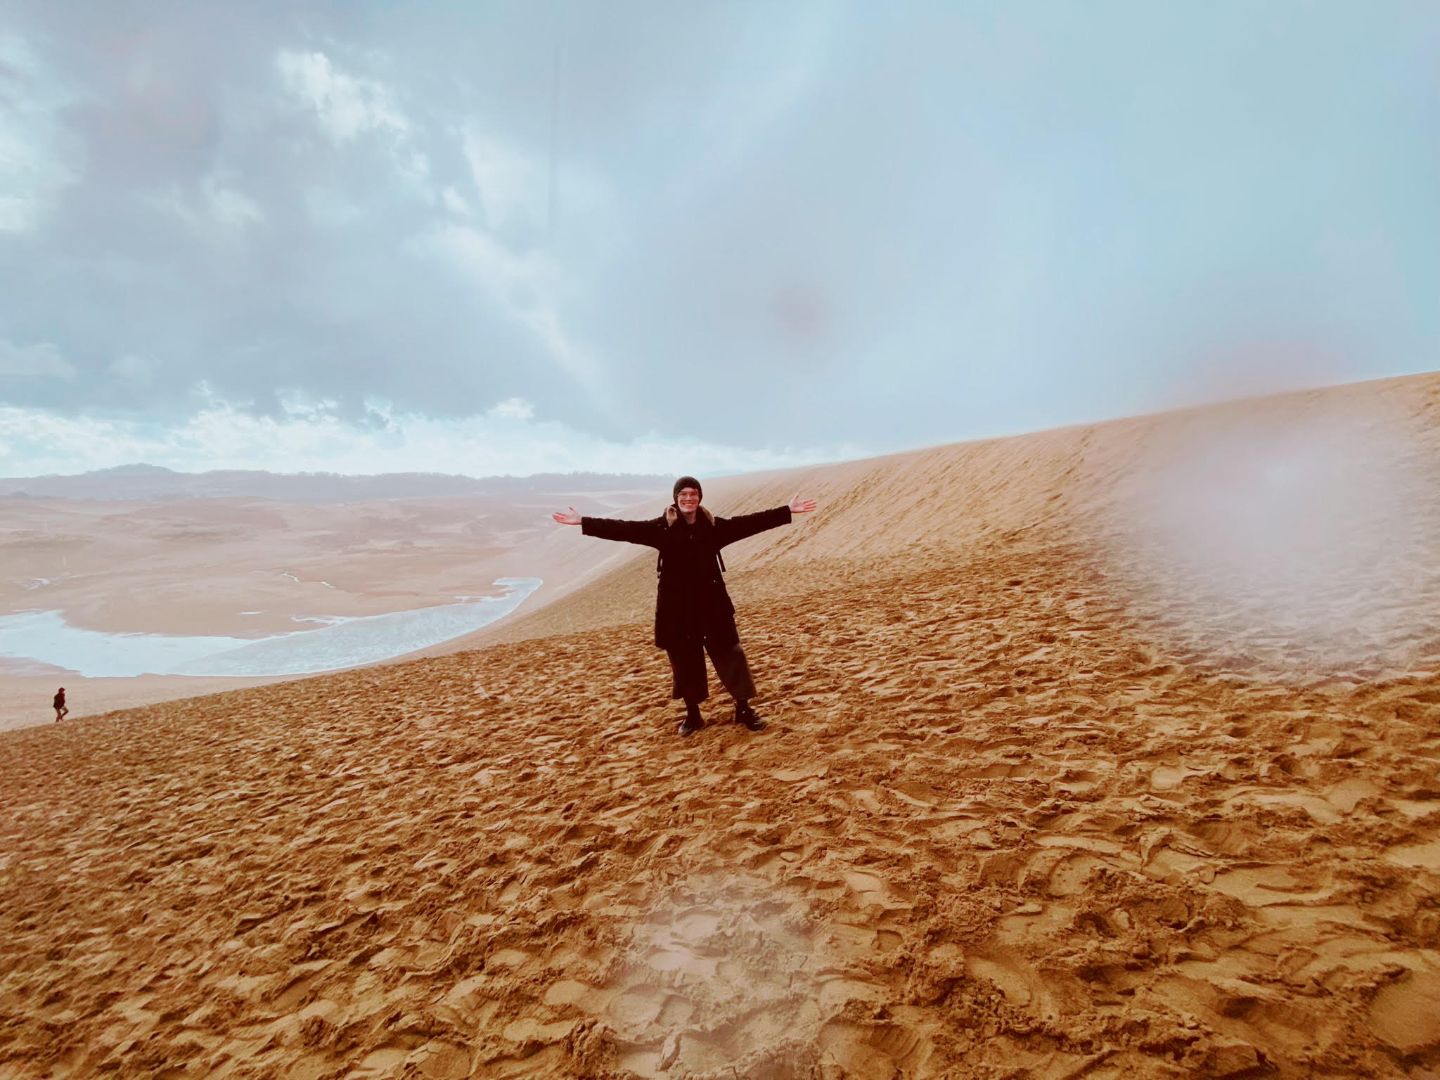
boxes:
[0,578,542,682]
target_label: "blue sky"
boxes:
[0,1,1435,476]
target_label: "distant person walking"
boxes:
[53,687,68,723]
[554,477,816,737]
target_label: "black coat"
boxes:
[581,506,791,649]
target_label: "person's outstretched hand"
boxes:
[788,494,817,515]
[552,507,582,526]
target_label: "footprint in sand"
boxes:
[1021,847,1113,898]
[965,950,1060,1019]
[1209,864,1334,906]
[1368,966,1440,1054]
[1149,764,1200,791]
[542,979,610,1011]
[607,985,687,1029]
[817,1017,932,1076]
[486,947,533,970]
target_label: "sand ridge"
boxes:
[1,373,1439,1076]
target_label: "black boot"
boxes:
[735,701,767,732]
[678,702,705,737]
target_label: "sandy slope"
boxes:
[1,374,1438,1078]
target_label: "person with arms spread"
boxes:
[554,477,816,737]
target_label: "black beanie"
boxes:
[672,476,702,503]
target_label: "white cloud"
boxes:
[462,129,545,231]
[0,340,75,379]
[487,397,534,420]
[399,149,430,187]
[441,185,472,216]
[0,393,862,478]
[304,186,363,228]
[109,353,161,383]
[425,221,547,299]
[159,174,264,234]
[276,49,408,144]
[274,48,436,210]
[422,223,611,410]
[0,34,75,233]
[204,176,264,228]
[277,389,341,419]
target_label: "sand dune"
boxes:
[1,374,1438,1077]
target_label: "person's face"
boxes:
[676,487,701,514]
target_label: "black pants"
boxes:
[666,639,756,706]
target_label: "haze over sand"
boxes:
[2,373,1439,1077]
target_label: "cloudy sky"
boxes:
[1,2,1435,477]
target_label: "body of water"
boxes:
[0,577,541,677]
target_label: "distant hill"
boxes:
[0,466,671,503]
